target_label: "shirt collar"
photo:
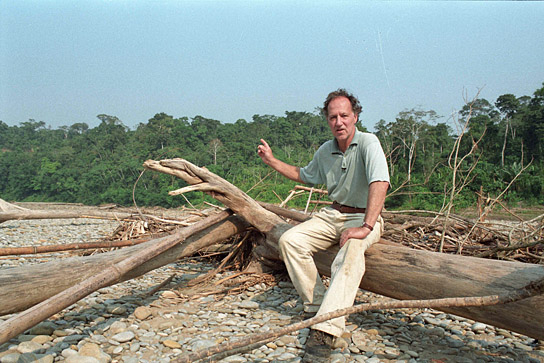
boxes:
[331,130,362,154]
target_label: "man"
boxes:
[257,89,390,362]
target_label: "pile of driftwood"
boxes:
[382,212,543,264]
[0,158,543,348]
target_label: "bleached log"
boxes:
[0,215,249,316]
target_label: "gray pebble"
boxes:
[0,353,20,363]
[471,322,487,332]
[111,331,135,343]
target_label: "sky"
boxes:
[1,1,543,131]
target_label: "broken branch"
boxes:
[177,277,544,363]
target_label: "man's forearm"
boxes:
[364,181,389,228]
[266,158,304,183]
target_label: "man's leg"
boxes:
[311,215,383,337]
[278,208,338,315]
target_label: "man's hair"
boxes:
[322,88,363,119]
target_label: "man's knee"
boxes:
[278,230,294,254]
[278,228,304,256]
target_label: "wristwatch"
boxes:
[362,222,373,231]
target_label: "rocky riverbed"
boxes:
[0,216,543,363]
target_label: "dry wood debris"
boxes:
[381,211,543,264]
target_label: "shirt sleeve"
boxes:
[299,146,326,185]
[362,135,390,185]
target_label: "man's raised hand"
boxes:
[257,139,274,165]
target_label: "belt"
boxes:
[330,201,366,214]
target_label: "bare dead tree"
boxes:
[437,90,486,252]
[208,138,223,165]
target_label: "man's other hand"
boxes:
[257,139,275,165]
[339,227,371,248]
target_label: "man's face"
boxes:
[326,96,358,146]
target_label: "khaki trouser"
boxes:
[278,207,383,337]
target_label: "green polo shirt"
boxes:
[299,130,390,209]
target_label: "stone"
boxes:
[330,352,347,362]
[65,355,101,363]
[29,322,57,336]
[278,352,298,360]
[61,348,78,358]
[0,353,20,363]
[31,336,52,344]
[62,335,86,344]
[106,305,126,315]
[79,342,111,363]
[471,323,487,332]
[447,338,465,348]
[15,353,54,363]
[16,341,43,354]
[428,327,446,336]
[53,329,69,337]
[161,291,178,299]
[191,339,216,351]
[108,321,127,335]
[266,342,277,349]
[351,331,366,347]
[112,346,123,354]
[110,331,135,343]
[239,300,260,309]
[133,306,152,320]
[278,335,298,345]
[513,342,533,351]
[221,355,247,362]
[423,317,441,326]
[162,340,182,349]
[333,336,349,350]
[16,335,35,343]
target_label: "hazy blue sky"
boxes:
[1,1,543,131]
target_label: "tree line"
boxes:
[1,83,543,211]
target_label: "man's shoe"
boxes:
[302,329,334,362]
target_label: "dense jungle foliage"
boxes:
[1,84,543,211]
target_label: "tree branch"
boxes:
[175,277,544,363]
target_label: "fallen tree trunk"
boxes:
[315,243,544,340]
[0,198,187,224]
[0,209,173,224]
[0,215,249,316]
[0,234,167,256]
[143,158,544,340]
[0,210,236,343]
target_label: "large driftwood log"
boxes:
[0,235,165,256]
[0,199,28,212]
[143,158,544,340]
[0,208,166,224]
[0,215,249,316]
[0,198,182,224]
[0,210,236,343]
